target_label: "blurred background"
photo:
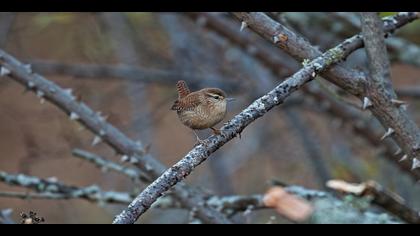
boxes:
[0,12,419,223]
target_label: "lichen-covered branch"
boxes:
[0,171,133,204]
[112,28,372,223]
[327,180,420,224]
[0,49,232,224]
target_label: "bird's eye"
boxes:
[214,95,220,100]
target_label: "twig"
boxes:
[72,148,150,182]
[112,24,373,223]
[29,60,238,91]
[0,171,133,204]
[0,48,232,224]
[396,86,420,99]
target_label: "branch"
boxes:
[72,148,150,182]
[233,12,420,169]
[0,171,133,204]
[112,26,371,224]
[327,180,420,224]
[396,86,420,99]
[0,49,231,224]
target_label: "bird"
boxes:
[171,80,234,144]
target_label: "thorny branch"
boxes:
[0,49,232,224]
[187,12,420,181]
[233,12,420,170]
[112,22,379,223]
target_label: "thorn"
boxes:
[121,155,130,162]
[0,67,10,76]
[63,88,74,98]
[27,81,35,89]
[273,35,280,43]
[380,128,395,140]
[240,21,247,31]
[129,157,139,164]
[399,154,408,162]
[36,90,44,98]
[394,148,402,156]
[412,158,420,170]
[91,136,102,146]
[69,112,80,121]
[145,163,153,171]
[311,71,316,78]
[391,99,407,107]
[362,97,372,110]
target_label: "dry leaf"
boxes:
[263,186,313,222]
[326,179,367,195]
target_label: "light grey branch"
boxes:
[0,49,231,224]
[0,171,133,204]
[396,86,420,99]
[72,148,150,182]
[112,24,372,224]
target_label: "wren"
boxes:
[171,80,233,144]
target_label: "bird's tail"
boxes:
[176,80,190,99]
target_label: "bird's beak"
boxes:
[226,97,236,102]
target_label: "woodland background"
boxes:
[0,12,419,224]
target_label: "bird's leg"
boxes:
[210,127,221,135]
[193,130,206,146]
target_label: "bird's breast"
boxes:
[177,103,227,130]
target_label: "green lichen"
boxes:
[302,58,311,66]
[325,47,345,66]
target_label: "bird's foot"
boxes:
[194,138,207,147]
[210,127,222,135]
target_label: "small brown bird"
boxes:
[171,80,234,144]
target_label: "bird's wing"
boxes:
[171,92,201,111]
